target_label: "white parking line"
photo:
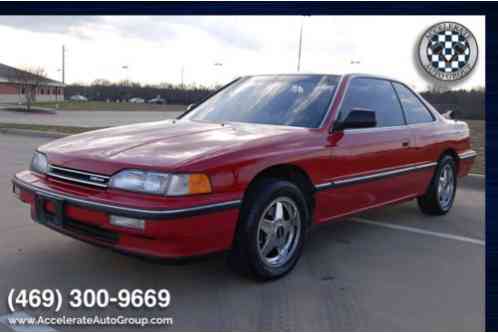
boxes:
[352,217,485,246]
[0,311,56,332]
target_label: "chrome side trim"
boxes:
[49,165,111,179]
[47,172,109,188]
[315,162,437,191]
[334,162,437,186]
[343,124,407,134]
[458,150,477,160]
[13,177,241,220]
[315,182,333,190]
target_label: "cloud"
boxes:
[102,16,262,50]
[0,16,102,34]
[0,16,262,51]
[0,15,484,90]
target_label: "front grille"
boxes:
[48,164,110,188]
[45,212,119,244]
[40,198,119,244]
[63,218,119,244]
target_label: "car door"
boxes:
[316,77,418,222]
[392,82,440,194]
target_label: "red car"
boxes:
[12,74,475,280]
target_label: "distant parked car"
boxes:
[147,96,166,104]
[69,95,88,102]
[129,97,145,103]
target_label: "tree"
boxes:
[420,87,485,120]
[92,78,112,86]
[12,67,47,111]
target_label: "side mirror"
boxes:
[186,103,196,112]
[333,108,376,131]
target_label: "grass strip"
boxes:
[0,122,102,134]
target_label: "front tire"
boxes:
[418,155,457,215]
[228,179,309,280]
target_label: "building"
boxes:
[0,62,64,104]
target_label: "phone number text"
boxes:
[8,289,171,312]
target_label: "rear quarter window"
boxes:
[393,82,435,124]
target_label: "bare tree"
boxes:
[12,67,47,111]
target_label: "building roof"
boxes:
[0,62,64,86]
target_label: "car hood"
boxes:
[41,119,306,175]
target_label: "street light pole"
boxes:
[297,18,304,72]
[62,45,66,85]
[350,60,361,72]
[214,62,223,87]
[122,65,129,84]
[181,66,184,87]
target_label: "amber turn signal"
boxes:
[188,174,212,194]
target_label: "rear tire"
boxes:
[228,178,309,280]
[417,155,457,215]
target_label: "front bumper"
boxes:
[12,171,241,259]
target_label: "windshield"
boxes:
[184,75,340,128]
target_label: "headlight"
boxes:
[30,152,48,174]
[167,174,212,196]
[109,170,212,196]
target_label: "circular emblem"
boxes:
[418,22,478,81]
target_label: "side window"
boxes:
[338,78,405,128]
[393,83,434,124]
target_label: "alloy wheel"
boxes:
[256,197,302,267]
[437,163,455,210]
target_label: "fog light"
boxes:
[109,215,145,230]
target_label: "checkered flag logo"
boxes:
[427,30,471,73]
[419,22,478,81]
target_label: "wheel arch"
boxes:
[439,148,460,172]
[241,163,316,220]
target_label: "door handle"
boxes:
[402,140,410,147]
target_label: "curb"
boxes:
[0,128,68,139]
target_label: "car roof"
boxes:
[247,73,341,78]
[247,73,401,81]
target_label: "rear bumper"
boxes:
[457,150,477,176]
[12,171,241,259]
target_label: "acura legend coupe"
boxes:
[12,74,476,280]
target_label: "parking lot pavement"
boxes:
[0,109,183,128]
[0,134,484,331]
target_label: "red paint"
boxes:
[0,83,17,94]
[0,83,63,96]
[13,74,475,259]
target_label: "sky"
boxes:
[0,15,485,91]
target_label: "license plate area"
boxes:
[35,193,64,226]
